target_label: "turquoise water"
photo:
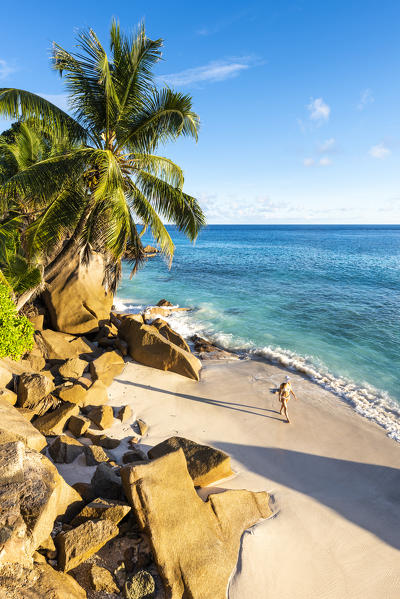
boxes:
[116,225,400,440]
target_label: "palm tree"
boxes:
[0,20,205,308]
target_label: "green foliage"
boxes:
[0,216,42,295]
[0,283,34,360]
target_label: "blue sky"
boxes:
[1,0,399,223]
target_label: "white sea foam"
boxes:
[115,297,400,443]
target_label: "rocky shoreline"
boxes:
[0,271,271,599]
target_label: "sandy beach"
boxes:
[56,355,400,599]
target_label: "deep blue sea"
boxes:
[116,225,400,441]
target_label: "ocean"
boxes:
[116,225,400,441]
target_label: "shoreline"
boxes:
[114,298,400,443]
[57,350,400,599]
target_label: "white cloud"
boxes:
[303,156,332,167]
[198,194,288,223]
[158,57,256,87]
[307,97,330,123]
[369,142,391,159]
[0,59,15,80]
[357,88,374,110]
[318,137,336,153]
[319,157,332,166]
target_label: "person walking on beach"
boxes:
[279,376,298,423]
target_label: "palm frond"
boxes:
[131,154,184,188]
[128,181,175,263]
[0,88,87,143]
[0,148,94,209]
[24,186,86,259]
[111,20,163,126]
[118,87,200,153]
[135,170,205,241]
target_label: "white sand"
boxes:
[58,356,400,598]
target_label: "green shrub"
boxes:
[0,283,34,360]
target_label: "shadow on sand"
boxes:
[213,442,400,551]
[115,379,284,422]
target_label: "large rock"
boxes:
[0,362,14,387]
[83,380,109,406]
[87,405,114,430]
[84,432,120,449]
[89,350,125,386]
[119,317,201,381]
[43,251,113,335]
[17,373,55,413]
[0,443,82,565]
[33,402,79,436]
[121,450,271,599]
[0,388,17,405]
[68,415,90,437]
[122,449,148,464]
[38,329,93,361]
[0,441,24,485]
[88,564,119,593]
[59,358,87,379]
[0,563,87,599]
[48,435,85,464]
[57,383,87,406]
[0,398,46,451]
[55,519,119,571]
[151,318,190,352]
[84,444,110,466]
[71,498,131,527]
[148,437,233,486]
[91,463,123,500]
[22,346,46,372]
